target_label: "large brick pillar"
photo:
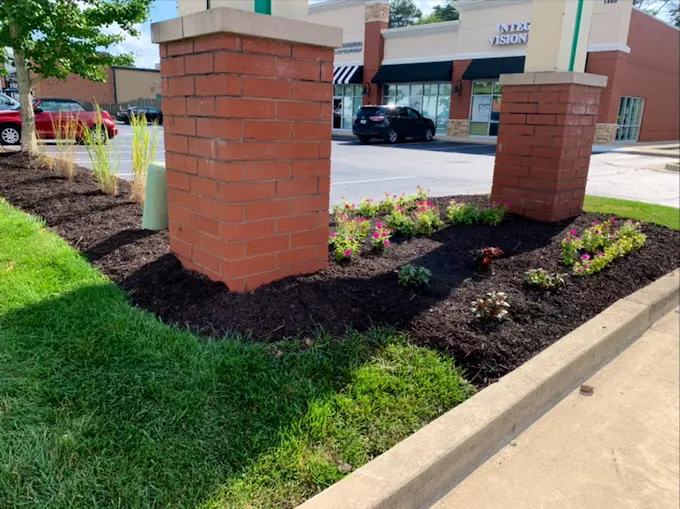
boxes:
[152,8,342,292]
[491,72,607,222]
[363,0,388,105]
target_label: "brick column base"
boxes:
[491,72,607,222]
[154,8,341,292]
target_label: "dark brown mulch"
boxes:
[2,151,678,385]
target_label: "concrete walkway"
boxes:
[433,307,680,509]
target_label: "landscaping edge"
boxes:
[297,268,680,509]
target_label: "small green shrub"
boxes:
[397,264,431,288]
[524,268,566,290]
[471,291,510,321]
[446,200,480,225]
[413,201,443,235]
[386,208,416,237]
[356,197,379,218]
[472,247,505,269]
[335,213,371,239]
[478,202,509,226]
[332,199,356,216]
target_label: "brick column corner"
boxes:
[152,8,342,292]
[491,72,607,222]
[363,0,388,105]
[448,58,472,136]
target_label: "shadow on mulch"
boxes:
[2,151,678,385]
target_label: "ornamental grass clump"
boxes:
[84,107,119,197]
[471,291,510,321]
[51,113,81,180]
[413,200,443,235]
[524,268,566,290]
[371,222,392,251]
[130,110,161,203]
[397,264,431,288]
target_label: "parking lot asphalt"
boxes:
[30,124,680,208]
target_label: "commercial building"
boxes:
[304,0,679,143]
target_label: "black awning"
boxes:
[333,65,363,85]
[371,61,453,84]
[461,56,526,80]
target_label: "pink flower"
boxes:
[373,232,380,239]
[384,240,390,247]
[376,222,383,229]
[343,249,353,257]
[569,230,577,236]
[381,232,388,237]
[330,232,337,238]
[349,237,356,242]
[581,253,591,261]
[610,217,616,224]
[505,201,512,207]
[593,220,600,226]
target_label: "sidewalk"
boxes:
[433,307,680,509]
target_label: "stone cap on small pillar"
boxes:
[499,71,607,88]
[152,7,342,47]
[151,8,342,292]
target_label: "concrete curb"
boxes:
[297,269,680,509]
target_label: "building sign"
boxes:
[335,41,363,55]
[489,21,531,46]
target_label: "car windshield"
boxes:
[356,107,383,118]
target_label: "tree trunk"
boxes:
[8,20,37,154]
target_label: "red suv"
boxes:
[0,98,118,145]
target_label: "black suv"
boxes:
[352,105,435,144]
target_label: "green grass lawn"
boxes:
[0,199,473,508]
[584,196,680,230]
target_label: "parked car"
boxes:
[0,92,19,110]
[116,105,163,125]
[352,105,436,144]
[0,98,117,145]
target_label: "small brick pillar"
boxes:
[491,72,607,222]
[152,8,342,292]
[363,0,389,105]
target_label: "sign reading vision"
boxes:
[489,21,531,46]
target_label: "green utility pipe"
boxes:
[254,0,271,15]
[569,0,585,72]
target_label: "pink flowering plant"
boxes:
[386,206,417,237]
[378,192,399,214]
[328,232,360,262]
[479,201,510,226]
[413,200,443,235]
[335,213,371,239]
[445,199,479,225]
[564,219,646,276]
[356,197,380,218]
[331,199,356,216]
[371,222,393,251]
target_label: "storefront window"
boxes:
[616,96,644,142]
[383,83,451,134]
[470,80,502,136]
[333,85,363,130]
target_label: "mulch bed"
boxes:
[2,151,678,385]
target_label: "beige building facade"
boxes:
[176,0,679,142]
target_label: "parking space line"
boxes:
[332,176,415,185]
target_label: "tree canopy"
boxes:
[0,0,153,152]
[633,0,680,27]
[389,0,422,28]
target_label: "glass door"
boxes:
[469,81,502,136]
[333,98,342,129]
[616,96,645,142]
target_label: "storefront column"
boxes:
[363,0,389,105]
[447,59,472,137]
[152,8,341,292]
[491,72,606,222]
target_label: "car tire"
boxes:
[386,129,399,144]
[358,136,371,144]
[0,125,21,146]
[156,114,163,126]
[124,118,130,125]
[423,127,434,142]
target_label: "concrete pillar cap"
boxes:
[500,72,608,88]
[152,6,343,48]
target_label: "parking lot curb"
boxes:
[296,269,680,509]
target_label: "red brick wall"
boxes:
[33,68,115,104]
[160,33,333,292]
[450,59,472,120]
[363,20,387,104]
[586,10,680,142]
[492,82,602,222]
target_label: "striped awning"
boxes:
[333,65,363,85]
